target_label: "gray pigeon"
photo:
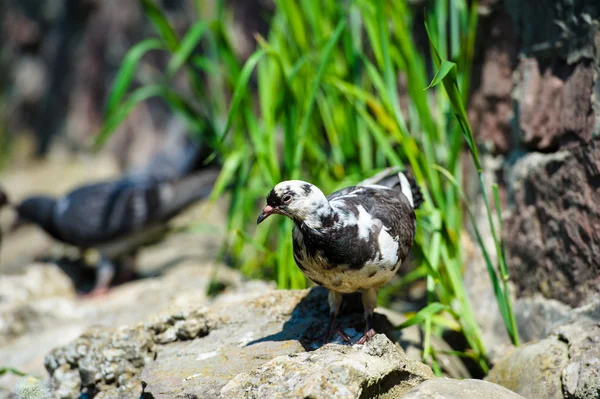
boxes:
[6,169,218,296]
[257,168,423,344]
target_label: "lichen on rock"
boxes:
[220,334,433,399]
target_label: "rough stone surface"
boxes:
[487,320,600,399]
[6,279,464,398]
[486,337,568,399]
[504,0,600,63]
[513,58,596,151]
[467,0,600,315]
[45,309,212,399]
[468,7,517,154]
[220,335,433,399]
[403,378,525,399]
[0,263,76,342]
[556,321,600,399]
[0,259,245,395]
[503,143,600,307]
[140,287,440,398]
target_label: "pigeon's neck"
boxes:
[294,200,336,231]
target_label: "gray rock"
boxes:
[486,337,568,399]
[9,376,52,399]
[220,334,433,399]
[44,309,213,398]
[0,258,265,395]
[487,320,600,399]
[555,321,600,399]
[140,287,454,398]
[0,263,75,304]
[41,286,441,398]
[503,137,600,308]
[403,378,526,399]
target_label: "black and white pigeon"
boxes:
[6,168,218,296]
[257,168,423,344]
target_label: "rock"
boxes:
[403,378,525,399]
[503,143,600,307]
[220,334,433,399]
[39,286,442,398]
[513,59,595,151]
[45,311,211,399]
[0,263,75,304]
[140,287,434,398]
[0,258,263,395]
[10,376,52,399]
[0,263,77,344]
[487,320,600,399]
[555,321,600,399]
[504,0,599,63]
[486,336,568,399]
[468,9,517,154]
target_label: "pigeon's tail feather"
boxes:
[158,168,220,218]
[401,173,424,209]
[360,167,424,209]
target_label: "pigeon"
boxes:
[257,168,423,344]
[4,168,219,296]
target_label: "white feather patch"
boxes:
[377,228,400,266]
[398,172,414,208]
[355,205,372,240]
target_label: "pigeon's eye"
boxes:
[281,194,293,204]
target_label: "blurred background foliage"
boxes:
[96,0,519,372]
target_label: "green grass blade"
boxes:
[209,150,246,201]
[0,367,27,377]
[140,0,179,51]
[292,19,346,178]
[105,38,163,116]
[166,20,209,77]
[396,302,450,330]
[219,49,267,140]
[96,84,165,148]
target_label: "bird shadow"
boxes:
[36,253,191,295]
[245,286,417,352]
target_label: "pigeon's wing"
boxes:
[358,168,423,209]
[326,186,357,201]
[323,186,416,269]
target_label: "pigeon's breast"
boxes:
[292,224,403,293]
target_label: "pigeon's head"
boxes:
[13,196,57,232]
[257,180,328,225]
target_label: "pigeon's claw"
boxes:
[325,326,352,344]
[355,328,376,345]
[78,287,110,300]
[356,311,376,344]
[323,311,352,344]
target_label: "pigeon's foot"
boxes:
[325,327,353,344]
[323,311,352,344]
[355,328,376,345]
[78,287,109,300]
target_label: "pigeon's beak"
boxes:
[257,205,275,225]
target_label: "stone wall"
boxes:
[470,0,600,307]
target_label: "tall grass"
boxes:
[98,0,518,372]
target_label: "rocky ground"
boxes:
[0,153,598,399]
